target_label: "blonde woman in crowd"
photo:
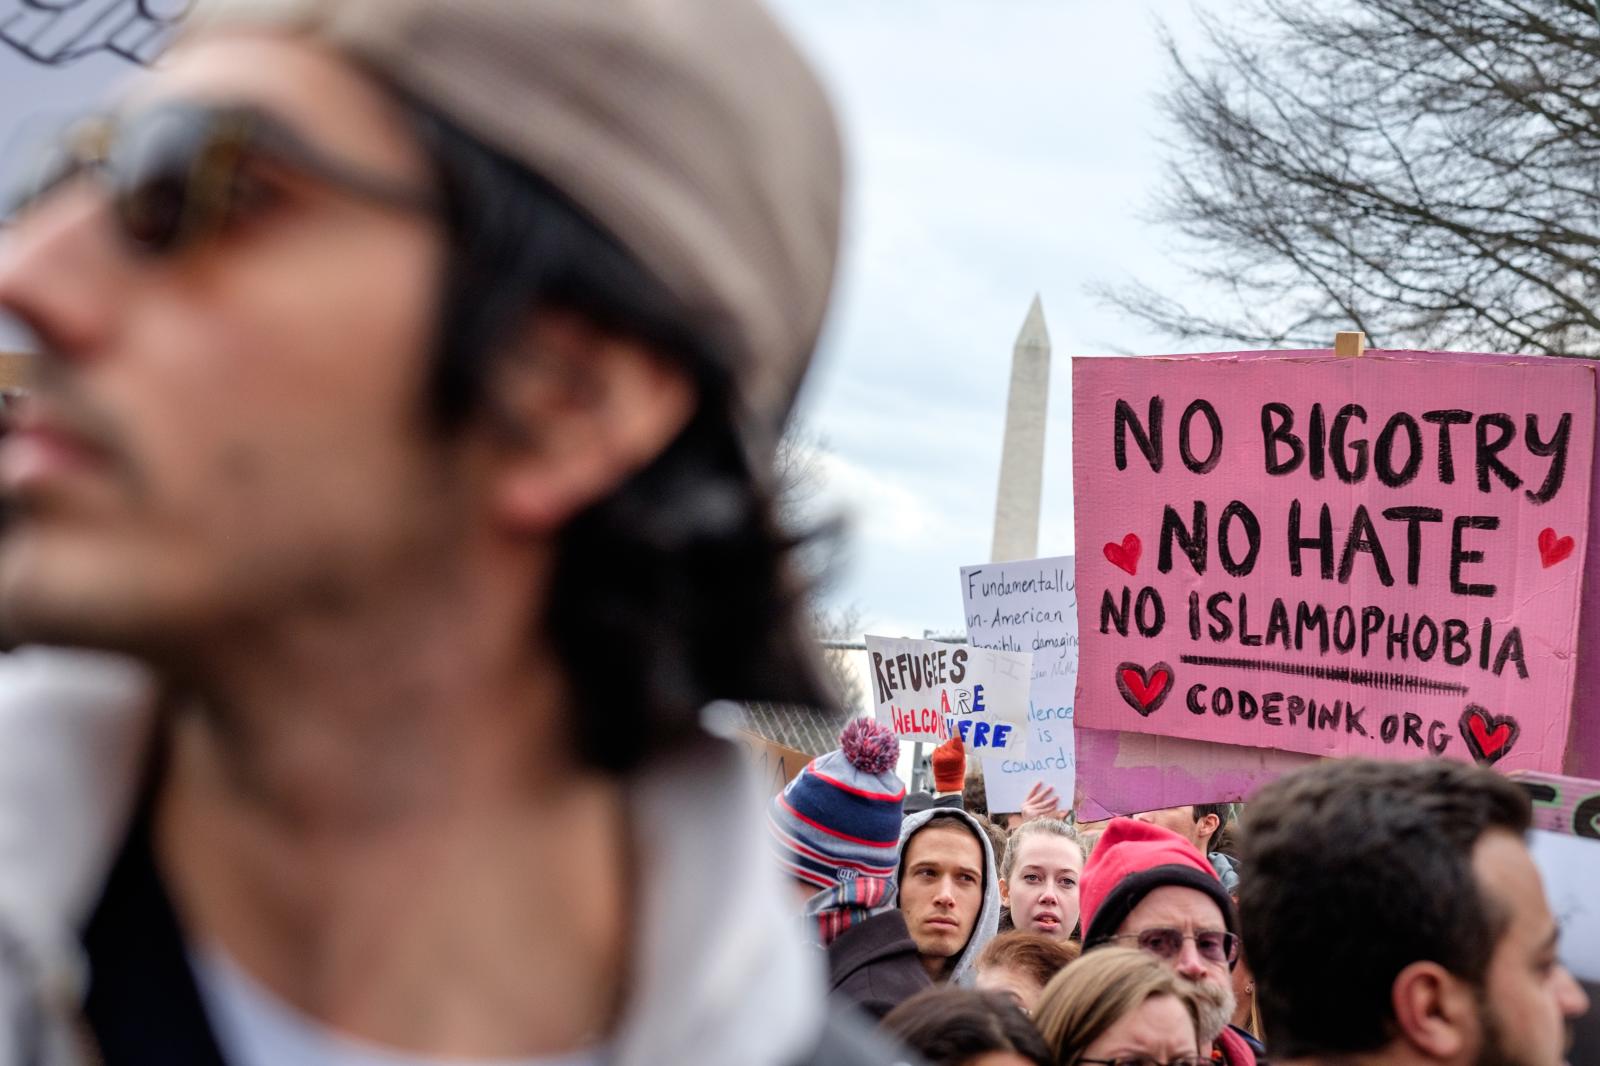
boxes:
[1033,947,1222,1066]
[998,819,1085,940]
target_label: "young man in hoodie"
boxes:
[1079,818,1259,1066]
[0,2,899,1063]
[896,809,999,984]
[828,807,1001,1019]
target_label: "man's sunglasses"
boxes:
[1110,927,1240,964]
[7,101,437,256]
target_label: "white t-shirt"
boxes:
[189,946,608,1066]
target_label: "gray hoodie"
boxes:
[0,649,892,1066]
[1209,851,1241,894]
[888,807,1001,988]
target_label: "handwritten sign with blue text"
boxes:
[865,635,1031,753]
[959,556,1078,813]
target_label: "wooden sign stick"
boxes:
[1334,331,1367,358]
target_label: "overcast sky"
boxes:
[765,0,1224,641]
[0,2,1226,648]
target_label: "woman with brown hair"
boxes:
[1033,947,1220,1066]
[882,987,1052,1066]
[975,931,1081,1014]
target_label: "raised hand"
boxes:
[1020,780,1063,822]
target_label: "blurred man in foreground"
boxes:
[1242,759,1588,1066]
[0,1,888,1062]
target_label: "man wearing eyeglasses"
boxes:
[1079,818,1258,1066]
[0,1,902,1065]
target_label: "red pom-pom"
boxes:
[839,718,898,776]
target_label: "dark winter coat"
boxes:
[825,909,934,1020]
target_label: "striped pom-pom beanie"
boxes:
[768,718,906,890]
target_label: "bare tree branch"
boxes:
[1107,0,1600,357]
[776,430,864,715]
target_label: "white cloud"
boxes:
[769,0,1231,640]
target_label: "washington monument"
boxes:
[991,295,1051,562]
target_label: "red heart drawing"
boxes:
[1116,661,1173,717]
[1459,705,1520,765]
[1104,533,1142,576]
[1538,527,1575,569]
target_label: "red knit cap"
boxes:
[1079,817,1236,947]
[930,732,966,793]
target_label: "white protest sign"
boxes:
[1530,830,1600,982]
[864,635,1031,753]
[960,557,1078,814]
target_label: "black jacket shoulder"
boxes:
[826,910,933,1022]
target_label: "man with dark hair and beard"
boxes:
[1241,758,1588,1066]
[1078,818,1257,1066]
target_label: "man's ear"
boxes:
[485,312,697,534]
[1197,812,1221,844]
[1390,960,1477,1062]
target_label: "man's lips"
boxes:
[924,915,960,930]
[0,419,112,490]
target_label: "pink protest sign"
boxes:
[1510,771,1600,839]
[1071,726,1314,821]
[1073,351,1595,774]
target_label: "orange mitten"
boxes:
[930,732,966,793]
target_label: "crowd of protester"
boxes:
[769,720,1590,1065]
[0,0,1589,1062]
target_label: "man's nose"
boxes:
[933,879,957,907]
[0,184,123,366]
[1556,965,1590,1018]
[1173,937,1209,979]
